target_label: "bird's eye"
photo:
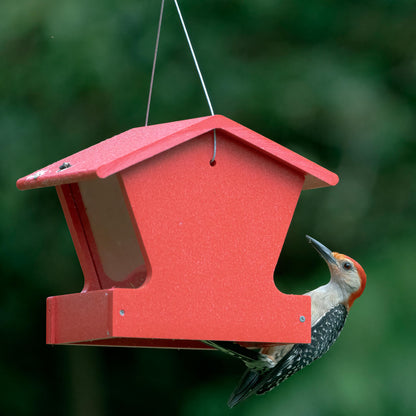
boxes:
[343,262,353,270]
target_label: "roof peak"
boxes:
[17,115,338,191]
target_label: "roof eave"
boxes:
[16,115,338,191]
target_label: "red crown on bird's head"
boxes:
[333,252,367,308]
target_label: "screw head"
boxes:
[29,170,46,180]
[299,315,306,323]
[120,309,125,316]
[58,162,71,171]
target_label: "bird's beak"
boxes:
[306,235,337,265]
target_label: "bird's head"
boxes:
[306,235,367,309]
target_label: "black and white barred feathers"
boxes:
[227,304,348,408]
[203,236,367,408]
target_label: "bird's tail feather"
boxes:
[227,369,261,408]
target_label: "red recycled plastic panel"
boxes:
[17,115,338,348]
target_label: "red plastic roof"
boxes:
[17,115,338,191]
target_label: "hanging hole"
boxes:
[209,160,216,167]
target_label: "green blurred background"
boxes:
[2,0,416,415]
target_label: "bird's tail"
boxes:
[227,369,261,408]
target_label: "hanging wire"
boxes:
[146,0,217,163]
[145,0,165,126]
[210,130,217,165]
[173,0,214,116]
[173,0,217,164]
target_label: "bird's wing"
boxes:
[227,304,348,407]
[227,369,263,408]
[256,304,348,394]
[227,346,300,408]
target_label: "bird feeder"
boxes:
[17,115,338,349]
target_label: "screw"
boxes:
[58,162,71,171]
[29,170,46,180]
[33,172,42,179]
[120,309,125,316]
[299,315,306,323]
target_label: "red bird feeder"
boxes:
[17,115,338,349]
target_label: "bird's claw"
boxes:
[246,354,276,370]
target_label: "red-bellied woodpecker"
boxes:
[203,235,367,408]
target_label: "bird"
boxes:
[202,235,367,408]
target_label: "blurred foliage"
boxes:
[1,0,416,415]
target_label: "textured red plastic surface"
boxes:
[46,289,311,348]
[17,116,339,348]
[16,115,338,191]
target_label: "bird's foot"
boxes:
[246,354,276,370]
